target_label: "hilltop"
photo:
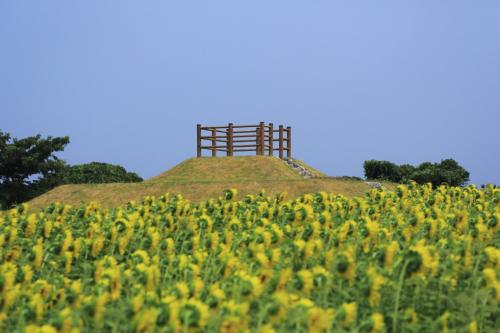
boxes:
[27,156,391,209]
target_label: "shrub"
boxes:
[60,162,143,184]
[364,159,470,187]
[435,159,469,186]
[410,163,438,185]
[334,176,364,181]
[399,164,416,182]
[363,160,401,182]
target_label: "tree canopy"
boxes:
[363,158,470,187]
[59,162,143,184]
[0,131,69,208]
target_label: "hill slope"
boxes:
[27,156,388,209]
[148,156,304,182]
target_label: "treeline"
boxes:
[0,131,142,209]
[363,159,470,187]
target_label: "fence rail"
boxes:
[197,122,291,159]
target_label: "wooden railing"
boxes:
[197,122,291,159]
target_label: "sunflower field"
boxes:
[0,183,498,333]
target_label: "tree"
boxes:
[399,164,416,182]
[0,131,69,208]
[59,162,143,184]
[435,159,470,186]
[363,158,470,187]
[363,160,402,182]
[409,163,438,186]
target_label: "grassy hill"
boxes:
[27,156,391,209]
[148,156,306,182]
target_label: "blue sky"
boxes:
[1,1,499,184]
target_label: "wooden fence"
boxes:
[197,122,291,159]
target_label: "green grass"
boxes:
[27,156,395,210]
[148,156,303,182]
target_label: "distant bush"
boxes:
[398,164,416,182]
[60,162,143,184]
[411,159,470,187]
[334,176,364,181]
[363,160,401,182]
[364,159,469,187]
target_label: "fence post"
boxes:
[286,126,292,159]
[268,123,273,156]
[197,124,202,158]
[256,123,260,155]
[211,128,217,157]
[227,123,233,156]
[258,121,265,155]
[278,125,284,159]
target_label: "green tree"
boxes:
[399,164,416,181]
[59,162,143,184]
[0,131,69,208]
[409,162,438,185]
[434,159,470,186]
[363,158,470,187]
[363,160,402,182]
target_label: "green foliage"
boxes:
[364,159,470,187]
[363,160,401,182]
[0,131,143,209]
[0,131,69,208]
[411,159,470,187]
[59,162,143,184]
[334,176,364,181]
[398,164,416,182]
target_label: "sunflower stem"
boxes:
[393,260,409,333]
